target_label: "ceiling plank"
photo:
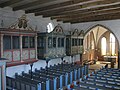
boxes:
[53,7,120,21]
[0,0,24,8]
[70,14,120,24]
[13,0,57,11]
[0,0,8,4]
[64,10,120,22]
[63,12,120,23]
[25,0,90,13]
[51,3,120,19]
[35,0,120,16]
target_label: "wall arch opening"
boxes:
[83,25,119,68]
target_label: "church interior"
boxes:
[0,0,120,90]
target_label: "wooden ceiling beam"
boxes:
[51,3,120,19]
[35,0,103,16]
[25,0,90,13]
[0,0,23,8]
[0,0,8,4]
[54,7,120,21]
[35,0,120,16]
[65,11,120,22]
[13,0,57,11]
[70,14,120,24]
[63,12,120,23]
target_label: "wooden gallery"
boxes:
[0,0,120,90]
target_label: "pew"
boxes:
[6,63,89,90]
[6,76,40,90]
[64,67,120,90]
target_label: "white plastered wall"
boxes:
[2,7,120,77]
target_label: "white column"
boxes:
[0,34,4,58]
[35,35,38,60]
[64,37,66,56]
[46,36,48,57]
[0,61,6,90]
[20,35,23,61]
[56,37,58,55]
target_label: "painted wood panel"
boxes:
[22,50,29,60]
[57,48,66,57]
[13,50,20,61]
[47,48,66,59]
[3,51,12,61]
[30,50,35,59]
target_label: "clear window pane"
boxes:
[80,39,83,45]
[110,33,115,55]
[48,37,52,48]
[75,39,77,46]
[47,23,54,33]
[101,37,106,55]
[53,37,56,47]
[58,38,61,47]
[37,37,44,48]
[72,38,74,46]
[30,37,35,48]
[61,38,64,47]
[3,35,11,50]
[22,36,29,48]
[13,36,20,49]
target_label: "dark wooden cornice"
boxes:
[13,0,57,11]
[51,3,120,19]
[25,0,90,13]
[1,0,120,24]
[54,7,120,21]
[35,0,120,16]
[0,0,23,8]
[65,12,120,24]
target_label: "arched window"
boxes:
[47,23,54,33]
[110,33,115,55]
[101,37,106,55]
[91,41,94,49]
